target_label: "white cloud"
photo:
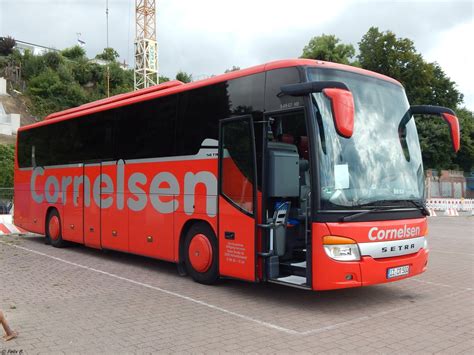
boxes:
[0,0,472,110]
[425,21,474,110]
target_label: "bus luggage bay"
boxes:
[14,59,460,290]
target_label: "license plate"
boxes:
[387,265,410,279]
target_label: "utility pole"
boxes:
[106,0,110,97]
[134,0,158,90]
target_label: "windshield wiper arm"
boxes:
[341,200,429,222]
[406,200,430,216]
[341,206,399,222]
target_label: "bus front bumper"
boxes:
[313,248,429,291]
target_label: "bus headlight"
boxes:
[323,236,361,261]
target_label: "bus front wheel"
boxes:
[184,222,219,285]
[46,209,67,248]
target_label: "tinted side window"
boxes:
[265,67,302,111]
[227,73,265,114]
[31,125,50,166]
[117,95,177,159]
[17,130,32,167]
[48,118,80,165]
[176,74,265,156]
[176,82,230,156]
[74,112,115,162]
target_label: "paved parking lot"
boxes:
[1,217,473,354]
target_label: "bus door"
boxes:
[218,116,258,282]
[100,161,129,252]
[62,164,84,244]
[83,163,101,248]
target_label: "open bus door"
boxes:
[218,115,258,282]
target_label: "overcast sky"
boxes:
[1,0,473,109]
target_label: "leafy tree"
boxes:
[176,71,192,83]
[453,108,474,171]
[27,68,87,116]
[61,45,86,60]
[225,66,240,73]
[71,58,95,85]
[21,50,46,80]
[358,27,462,109]
[108,63,133,95]
[301,34,355,64]
[44,51,62,70]
[96,47,119,62]
[0,36,16,56]
[159,75,170,83]
[0,144,15,188]
[358,27,467,169]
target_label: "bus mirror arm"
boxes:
[280,81,355,138]
[410,105,460,152]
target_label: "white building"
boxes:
[0,78,20,136]
[14,40,58,56]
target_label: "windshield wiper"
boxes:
[341,206,400,222]
[341,199,429,222]
[405,200,430,216]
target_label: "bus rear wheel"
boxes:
[184,222,219,285]
[46,209,67,248]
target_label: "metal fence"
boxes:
[0,187,13,214]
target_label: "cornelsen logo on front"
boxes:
[368,225,421,241]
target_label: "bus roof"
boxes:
[19,59,402,132]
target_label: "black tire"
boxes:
[184,222,219,285]
[46,209,67,248]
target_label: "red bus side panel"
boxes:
[84,165,101,248]
[62,166,84,244]
[218,196,256,282]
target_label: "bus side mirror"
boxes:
[280,81,355,138]
[323,88,354,138]
[411,105,460,152]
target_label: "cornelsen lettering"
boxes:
[368,225,420,241]
[30,161,217,217]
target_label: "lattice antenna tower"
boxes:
[134,0,158,90]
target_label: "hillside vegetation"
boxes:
[0,46,133,118]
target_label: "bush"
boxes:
[0,36,16,56]
[0,144,15,188]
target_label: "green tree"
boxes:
[176,71,192,83]
[61,45,86,60]
[96,47,119,62]
[21,50,47,80]
[358,27,467,169]
[159,75,170,83]
[44,51,62,70]
[453,108,474,171]
[0,144,15,188]
[301,34,355,64]
[108,63,133,95]
[27,68,87,117]
[0,36,16,56]
[358,27,462,109]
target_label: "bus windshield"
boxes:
[308,68,424,210]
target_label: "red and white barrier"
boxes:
[426,198,473,216]
[443,208,459,217]
[0,215,25,235]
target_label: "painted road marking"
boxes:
[1,239,472,336]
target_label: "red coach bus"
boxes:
[14,59,460,290]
